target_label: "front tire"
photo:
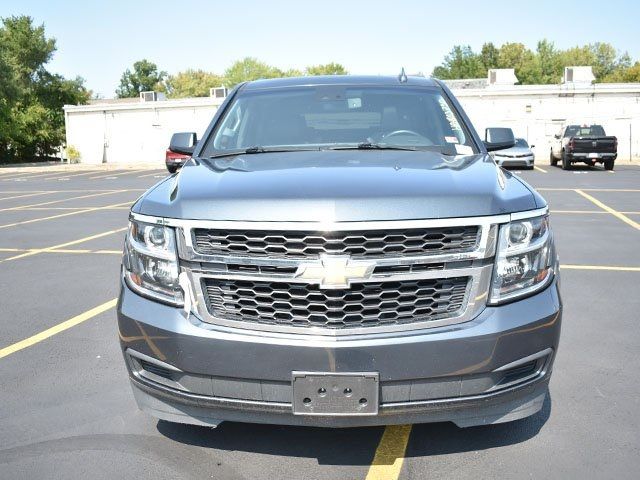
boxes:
[561,151,571,170]
[550,149,558,166]
[604,159,615,171]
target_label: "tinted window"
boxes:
[565,125,606,137]
[203,86,476,155]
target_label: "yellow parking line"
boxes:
[538,188,640,192]
[0,226,127,262]
[561,264,640,272]
[0,202,130,230]
[574,189,640,231]
[365,425,412,480]
[0,189,126,212]
[0,191,59,201]
[0,247,121,255]
[533,166,547,173]
[0,299,118,360]
[13,206,130,211]
[137,171,168,178]
[89,169,147,179]
[1,170,73,181]
[41,170,105,180]
[551,210,606,214]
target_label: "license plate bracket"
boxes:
[292,372,379,416]
[588,153,600,158]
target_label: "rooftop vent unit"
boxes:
[140,91,158,102]
[487,69,518,86]
[210,87,228,98]
[562,66,595,84]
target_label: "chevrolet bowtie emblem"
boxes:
[294,255,375,289]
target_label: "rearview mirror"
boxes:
[169,132,198,156]
[483,127,515,152]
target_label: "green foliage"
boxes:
[221,58,349,88]
[432,45,485,79]
[432,40,639,85]
[66,144,80,163]
[0,15,89,163]
[602,61,640,82]
[305,63,348,76]
[223,57,285,88]
[116,59,167,98]
[164,69,224,98]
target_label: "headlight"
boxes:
[123,218,183,306]
[489,214,554,304]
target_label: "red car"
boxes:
[165,132,197,173]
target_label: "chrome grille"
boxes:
[203,277,470,330]
[192,226,480,259]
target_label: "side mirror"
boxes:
[530,145,536,149]
[483,127,515,152]
[169,132,198,156]
[554,134,561,139]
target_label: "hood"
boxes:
[135,151,542,222]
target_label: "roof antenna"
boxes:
[398,67,408,83]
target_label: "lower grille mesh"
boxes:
[203,277,469,330]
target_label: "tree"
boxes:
[223,57,284,88]
[164,69,224,98]
[431,40,638,84]
[305,63,348,76]
[116,59,166,98]
[480,43,499,71]
[602,61,640,82]
[0,15,89,163]
[432,45,485,79]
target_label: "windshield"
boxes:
[565,125,606,137]
[515,138,529,148]
[202,86,477,156]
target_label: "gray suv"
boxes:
[118,76,561,428]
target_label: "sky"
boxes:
[1,0,639,98]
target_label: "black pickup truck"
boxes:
[550,124,617,170]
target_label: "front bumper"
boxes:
[495,156,534,168]
[118,277,562,428]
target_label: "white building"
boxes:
[64,71,640,165]
[64,95,225,165]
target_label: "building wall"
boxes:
[64,83,640,165]
[455,84,640,161]
[64,98,223,165]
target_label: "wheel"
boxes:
[604,159,614,171]
[550,149,558,166]
[561,151,571,170]
[167,165,178,174]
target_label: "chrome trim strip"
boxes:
[493,348,553,372]
[130,212,512,231]
[509,206,548,221]
[126,348,182,372]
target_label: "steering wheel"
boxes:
[382,129,423,139]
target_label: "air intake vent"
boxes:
[139,359,174,379]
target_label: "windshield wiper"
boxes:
[327,142,419,151]
[208,146,320,159]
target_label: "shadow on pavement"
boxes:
[406,391,551,458]
[157,391,551,466]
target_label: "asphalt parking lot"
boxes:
[0,163,639,479]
